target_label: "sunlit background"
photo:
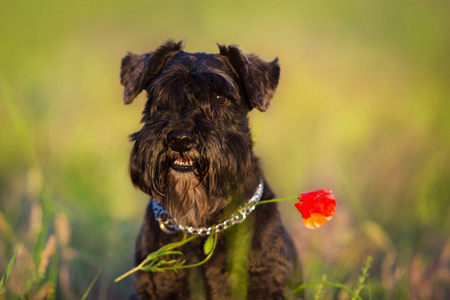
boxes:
[1,1,449,299]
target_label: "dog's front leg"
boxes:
[131,209,191,300]
[200,233,230,300]
[131,267,190,300]
[247,202,291,300]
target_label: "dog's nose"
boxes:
[167,130,194,153]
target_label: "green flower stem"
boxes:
[259,196,300,203]
[241,196,299,211]
[156,232,218,271]
[114,235,197,282]
[294,280,363,300]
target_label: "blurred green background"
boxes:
[1,0,449,299]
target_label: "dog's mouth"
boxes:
[170,157,195,172]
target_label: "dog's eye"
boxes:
[215,95,227,104]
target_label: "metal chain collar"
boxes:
[151,178,264,236]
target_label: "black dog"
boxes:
[120,40,299,299]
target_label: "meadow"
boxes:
[1,1,449,299]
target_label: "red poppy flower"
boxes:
[295,189,336,230]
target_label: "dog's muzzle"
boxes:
[167,130,197,172]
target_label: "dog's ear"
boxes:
[120,40,183,104]
[218,45,280,112]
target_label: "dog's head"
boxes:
[120,40,280,225]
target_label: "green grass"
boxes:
[0,244,20,295]
[1,0,450,298]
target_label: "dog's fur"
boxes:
[120,40,299,299]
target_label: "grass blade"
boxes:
[0,244,20,292]
[351,256,373,300]
[81,266,103,300]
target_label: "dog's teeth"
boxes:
[174,158,193,166]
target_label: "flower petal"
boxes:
[295,189,336,229]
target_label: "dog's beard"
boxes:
[162,171,217,226]
[152,151,216,226]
